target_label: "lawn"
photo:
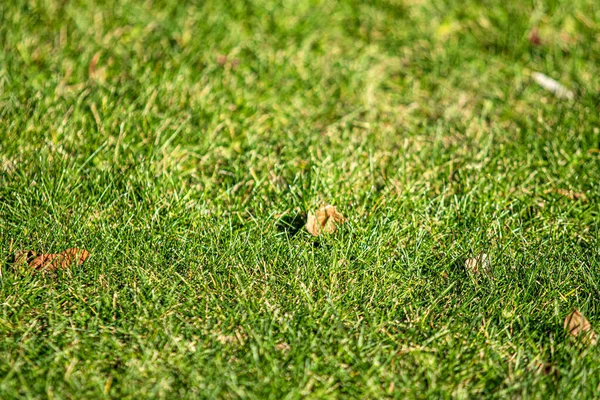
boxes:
[1,0,600,398]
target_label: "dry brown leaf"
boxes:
[88,52,101,79]
[529,28,542,46]
[215,330,247,345]
[216,55,240,68]
[532,360,558,376]
[29,253,60,270]
[269,173,288,190]
[556,188,587,203]
[306,205,346,236]
[275,342,291,351]
[216,55,228,66]
[26,248,90,272]
[465,253,490,275]
[216,334,237,345]
[564,309,598,345]
[306,212,321,236]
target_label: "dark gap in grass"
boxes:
[276,212,307,237]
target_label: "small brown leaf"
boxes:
[556,188,587,203]
[28,248,90,272]
[89,52,101,79]
[216,55,240,68]
[29,253,60,270]
[275,342,290,352]
[564,309,598,345]
[61,248,90,266]
[533,360,558,376]
[465,253,490,275]
[306,212,321,236]
[215,329,247,345]
[306,205,346,236]
[529,28,542,46]
[216,334,237,345]
[216,55,228,66]
[269,173,288,190]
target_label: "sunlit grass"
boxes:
[1,0,600,398]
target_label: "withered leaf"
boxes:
[216,55,228,66]
[275,342,291,352]
[306,205,346,236]
[528,28,542,46]
[216,334,237,345]
[89,52,101,79]
[269,173,288,190]
[215,330,247,345]
[216,55,240,68]
[556,188,587,203]
[465,253,490,275]
[564,309,598,345]
[533,360,558,376]
[306,212,320,236]
[19,248,90,272]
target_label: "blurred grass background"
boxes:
[1,0,600,398]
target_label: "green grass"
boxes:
[1,0,600,398]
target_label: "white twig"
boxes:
[532,72,574,100]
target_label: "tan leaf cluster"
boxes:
[465,253,490,275]
[215,330,247,346]
[14,248,90,272]
[275,342,291,352]
[564,309,598,345]
[556,188,587,203]
[216,55,240,68]
[306,205,346,236]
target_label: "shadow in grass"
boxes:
[276,212,307,237]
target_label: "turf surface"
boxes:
[1,0,600,398]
